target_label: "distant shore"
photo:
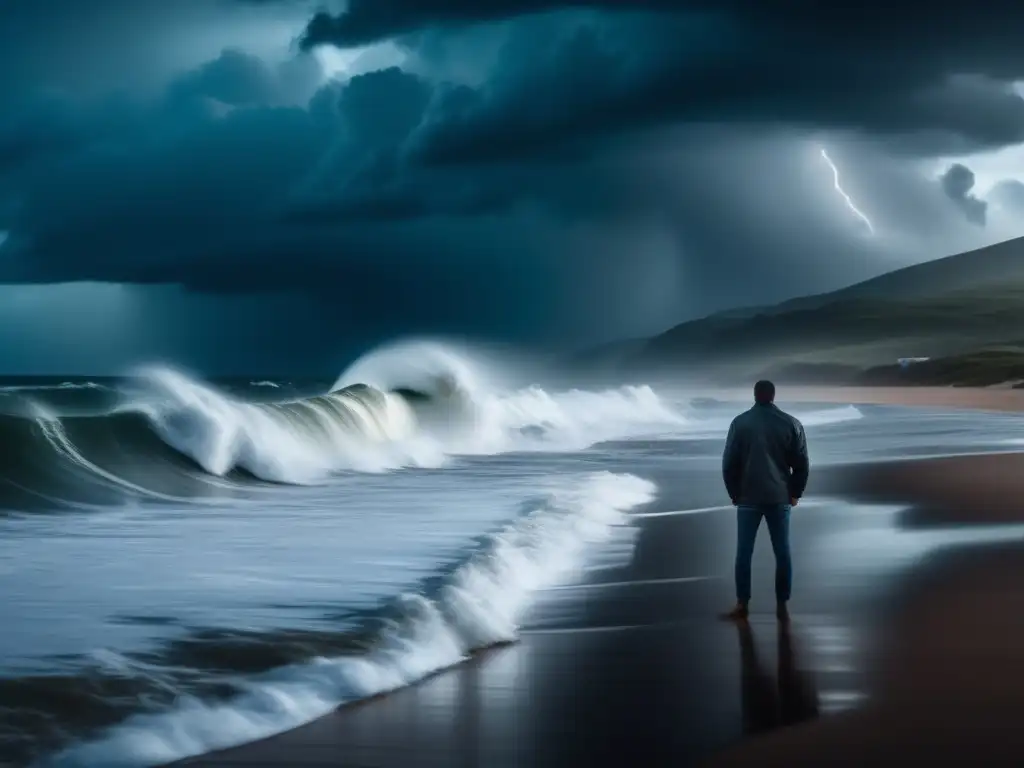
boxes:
[764,384,1024,413]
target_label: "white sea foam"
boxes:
[0,381,106,392]
[796,404,864,427]
[660,402,864,440]
[48,471,656,768]
[330,340,689,452]
[109,343,695,484]
[126,367,437,483]
[102,342,864,486]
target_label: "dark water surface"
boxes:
[1,372,1023,766]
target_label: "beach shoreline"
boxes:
[171,429,1024,767]
[703,540,1024,766]
[771,384,1024,413]
[698,391,1024,766]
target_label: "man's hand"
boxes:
[790,497,799,507]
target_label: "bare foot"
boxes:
[777,603,790,623]
[721,603,749,621]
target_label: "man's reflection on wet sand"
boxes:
[736,620,820,735]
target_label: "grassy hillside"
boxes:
[754,234,1024,315]
[594,236,1024,385]
[764,348,1024,388]
[860,349,1024,387]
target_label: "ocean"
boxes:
[3,340,1024,767]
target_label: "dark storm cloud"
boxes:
[0,40,1003,325]
[0,53,582,343]
[1,0,1022,365]
[940,163,988,226]
[300,1,1024,158]
[302,0,1024,53]
[0,99,82,175]
[167,49,318,107]
[302,0,572,46]
[990,179,1024,212]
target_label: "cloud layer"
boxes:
[1,0,1024,370]
[941,163,988,225]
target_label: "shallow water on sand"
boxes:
[2,372,1023,766]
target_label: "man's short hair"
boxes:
[754,379,775,403]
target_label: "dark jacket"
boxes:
[722,402,809,506]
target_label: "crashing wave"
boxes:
[0,340,865,507]
[47,471,656,768]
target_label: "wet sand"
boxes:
[780,385,1024,413]
[703,450,1024,766]
[705,541,1024,767]
[175,450,1024,767]
[819,452,1024,525]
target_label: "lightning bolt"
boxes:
[819,147,875,235]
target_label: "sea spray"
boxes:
[129,367,430,482]
[0,341,866,505]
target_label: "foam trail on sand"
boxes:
[47,471,656,768]
[798,405,864,427]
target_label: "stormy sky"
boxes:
[3,0,1024,374]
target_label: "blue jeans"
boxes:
[735,504,792,604]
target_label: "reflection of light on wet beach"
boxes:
[819,690,868,714]
[633,500,829,519]
[519,623,649,636]
[750,615,867,710]
[804,622,858,658]
[801,621,862,722]
[543,575,715,592]
[793,500,1024,718]
[814,502,1024,577]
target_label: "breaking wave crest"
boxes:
[0,340,864,510]
[46,471,656,767]
[0,343,694,508]
[0,341,871,766]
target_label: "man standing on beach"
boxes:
[721,380,809,622]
